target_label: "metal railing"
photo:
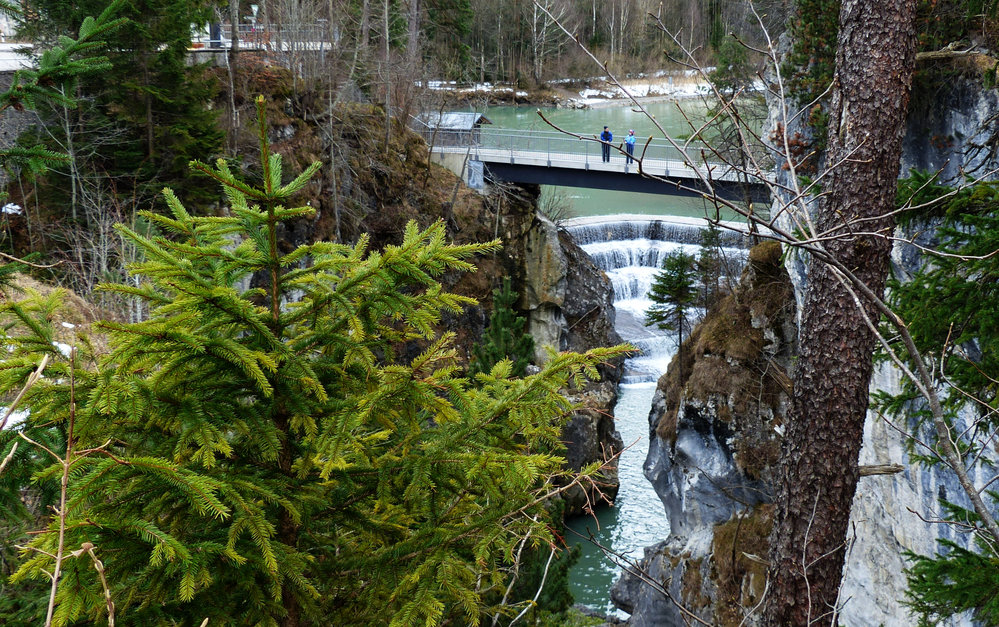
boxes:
[190,23,335,49]
[422,126,720,174]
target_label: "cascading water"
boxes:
[562,214,749,616]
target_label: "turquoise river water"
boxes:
[481,101,716,219]
[481,101,727,616]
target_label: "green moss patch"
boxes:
[710,505,775,625]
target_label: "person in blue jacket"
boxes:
[600,125,613,162]
[625,129,636,164]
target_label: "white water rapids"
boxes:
[562,214,748,616]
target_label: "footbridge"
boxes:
[423,126,770,203]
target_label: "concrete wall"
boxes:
[430,151,484,189]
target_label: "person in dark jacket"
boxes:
[600,126,613,162]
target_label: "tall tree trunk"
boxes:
[498,10,505,80]
[764,1,918,624]
[531,2,541,81]
[361,0,371,49]
[609,2,616,61]
[228,0,240,67]
[406,0,420,65]
[259,0,269,42]
[591,0,596,41]
[227,0,240,154]
[382,0,391,151]
[59,94,78,222]
[143,62,154,160]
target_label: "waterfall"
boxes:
[565,214,750,247]
[562,213,752,615]
[564,214,750,384]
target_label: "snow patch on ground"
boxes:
[420,80,529,98]
[420,69,720,107]
[1,408,29,430]
[575,78,710,102]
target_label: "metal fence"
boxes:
[190,23,334,49]
[422,126,717,172]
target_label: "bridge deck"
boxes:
[438,144,737,180]
[426,127,769,202]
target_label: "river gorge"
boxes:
[476,100,751,617]
[479,76,999,624]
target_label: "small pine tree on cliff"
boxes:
[646,251,697,379]
[470,276,536,378]
[646,251,697,336]
[697,222,725,310]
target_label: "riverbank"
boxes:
[433,69,713,109]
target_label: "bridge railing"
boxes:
[191,23,334,49]
[423,126,718,172]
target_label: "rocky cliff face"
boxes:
[496,189,625,513]
[612,242,795,625]
[902,61,999,182]
[614,64,999,626]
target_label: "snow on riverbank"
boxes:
[566,69,714,108]
[421,80,531,99]
[422,69,722,109]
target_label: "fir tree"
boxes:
[646,251,697,332]
[470,276,535,378]
[20,0,222,206]
[646,250,697,333]
[876,175,999,624]
[0,98,626,626]
[645,250,697,384]
[905,540,999,626]
[0,0,126,181]
[697,222,725,311]
[0,13,128,610]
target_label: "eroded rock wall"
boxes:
[497,192,625,514]
[613,242,795,625]
[902,62,999,182]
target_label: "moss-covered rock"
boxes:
[651,240,793,481]
[616,241,795,624]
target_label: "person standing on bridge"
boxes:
[625,129,636,164]
[600,126,613,162]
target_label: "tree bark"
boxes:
[406,0,421,65]
[361,0,371,49]
[764,1,918,625]
[228,0,240,67]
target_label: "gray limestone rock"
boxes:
[512,202,625,516]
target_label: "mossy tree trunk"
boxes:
[764,0,919,624]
